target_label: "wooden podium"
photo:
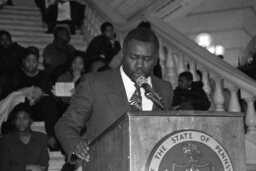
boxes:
[84,111,246,171]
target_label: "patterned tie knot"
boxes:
[129,84,142,111]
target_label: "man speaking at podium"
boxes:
[55,27,173,163]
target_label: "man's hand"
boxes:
[26,164,45,171]
[73,140,90,162]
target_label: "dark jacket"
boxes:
[45,1,85,27]
[0,43,26,75]
[85,35,121,66]
[3,69,52,97]
[173,81,210,110]
[0,131,49,171]
[55,67,173,158]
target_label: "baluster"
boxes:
[228,85,241,112]
[173,53,179,68]
[202,70,211,97]
[189,62,199,81]
[213,78,225,111]
[158,40,167,79]
[177,54,186,75]
[166,47,178,87]
[118,34,125,49]
[242,91,256,134]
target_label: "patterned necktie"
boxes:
[129,84,142,111]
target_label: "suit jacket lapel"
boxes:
[106,68,130,116]
[151,76,166,111]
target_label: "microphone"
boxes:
[135,75,165,110]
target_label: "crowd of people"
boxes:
[0,0,85,34]
[0,19,211,171]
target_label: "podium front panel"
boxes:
[129,113,245,171]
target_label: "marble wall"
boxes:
[166,0,256,66]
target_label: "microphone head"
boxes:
[135,75,148,87]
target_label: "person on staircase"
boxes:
[52,51,86,115]
[45,0,85,34]
[85,22,121,70]
[43,26,76,83]
[0,30,26,99]
[5,46,60,150]
[0,103,49,171]
[172,71,210,110]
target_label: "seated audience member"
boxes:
[0,30,26,98]
[90,58,110,72]
[173,71,210,110]
[89,51,122,72]
[6,46,59,150]
[43,26,76,83]
[45,0,85,34]
[85,22,121,68]
[54,51,86,114]
[0,103,49,171]
[0,87,48,135]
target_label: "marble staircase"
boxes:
[0,6,87,55]
[0,5,89,171]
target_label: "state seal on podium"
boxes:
[145,130,234,171]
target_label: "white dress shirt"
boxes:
[57,2,71,21]
[120,66,153,111]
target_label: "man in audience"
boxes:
[6,46,59,150]
[45,0,85,34]
[0,30,26,98]
[55,27,173,162]
[43,26,76,83]
[173,71,210,110]
[0,103,49,171]
[85,22,121,69]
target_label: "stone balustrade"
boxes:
[158,42,256,136]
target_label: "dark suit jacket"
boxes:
[45,1,85,27]
[55,68,173,156]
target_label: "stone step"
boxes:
[0,18,42,26]
[0,13,41,21]
[15,37,86,48]
[0,9,41,16]
[7,29,85,40]
[3,5,39,12]
[19,42,86,51]
[49,151,65,171]
[0,23,45,32]
[12,35,86,45]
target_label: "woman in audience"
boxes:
[5,46,59,150]
[54,51,86,114]
[0,103,49,171]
